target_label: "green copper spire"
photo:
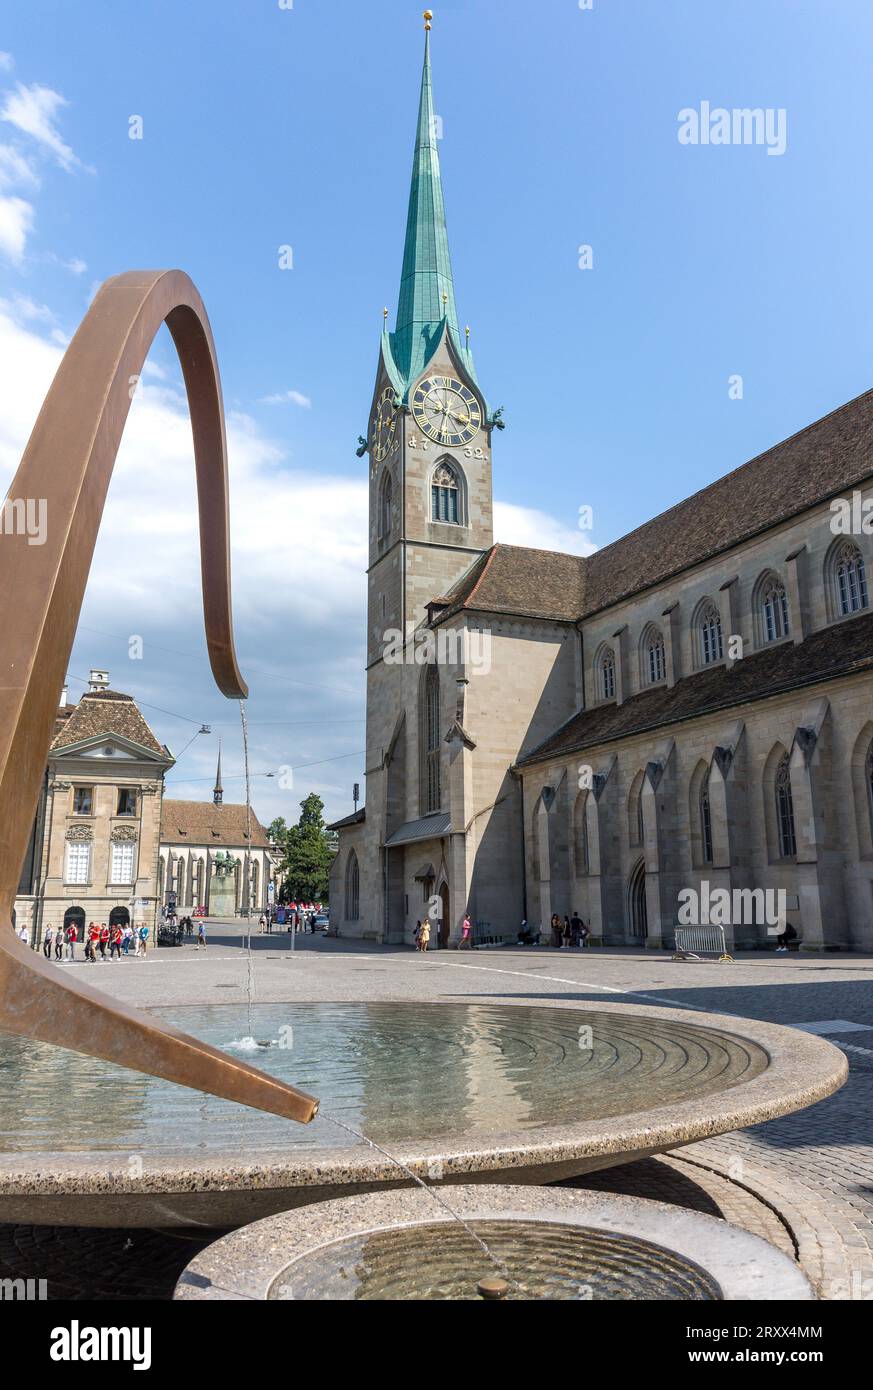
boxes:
[384,14,481,401]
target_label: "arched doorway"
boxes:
[109,907,130,928]
[628,859,648,940]
[63,906,85,934]
[438,881,450,949]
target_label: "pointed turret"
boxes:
[383,11,481,400]
[213,742,223,806]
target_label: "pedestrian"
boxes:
[54,926,64,960]
[418,917,430,953]
[43,924,53,959]
[459,914,473,950]
[138,923,149,956]
[87,922,99,962]
[66,924,78,960]
[196,920,207,951]
[98,923,109,960]
[109,924,123,960]
[258,913,266,933]
[122,924,133,956]
[550,913,562,949]
[570,911,583,949]
[563,915,572,949]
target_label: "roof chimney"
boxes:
[59,686,68,708]
[88,669,110,692]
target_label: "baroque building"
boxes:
[329,22,873,952]
[14,670,172,943]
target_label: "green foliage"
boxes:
[279,794,336,903]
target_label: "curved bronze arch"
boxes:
[0,271,317,1125]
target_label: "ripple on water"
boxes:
[0,1001,767,1156]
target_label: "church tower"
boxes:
[364,10,496,669]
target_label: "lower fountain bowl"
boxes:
[174,1185,814,1301]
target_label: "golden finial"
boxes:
[442,291,448,308]
[424,10,433,31]
[383,306,388,321]
[465,325,470,343]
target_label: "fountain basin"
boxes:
[173,1185,814,1301]
[0,1000,846,1227]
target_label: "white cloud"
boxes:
[0,194,33,262]
[1,83,90,173]
[494,499,597,557]
[0,144,38,190]
[259,388,312,408]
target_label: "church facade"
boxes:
[329,24,873,952]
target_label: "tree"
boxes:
[279,794,336,903]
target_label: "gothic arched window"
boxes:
[834,541,869,616]
[641,624,666,685]
[775,754,797,859]
[596,645,616,701]
[345,850,360,921]
[379,471,393,539]
[431,461,460,524]
[758,572,790,642]
[697,600,723,666]
[700,770,713,865]
[422,664,441,814]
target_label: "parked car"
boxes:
[313,913,330,932]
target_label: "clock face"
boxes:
[412,375,482,446]
[371,386,398,462]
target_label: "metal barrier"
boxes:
[672,924,733,962]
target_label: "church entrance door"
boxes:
[629,859,648,940]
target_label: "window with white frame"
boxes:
[698,601,723,665]
[597,646,616,701]
[760,574,790,642]
[65,841,91,884]
[834,541,869,616]
[110,840,135,884]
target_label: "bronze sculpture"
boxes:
[0,270,318,1125]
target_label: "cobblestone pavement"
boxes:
[3,927,872,1298]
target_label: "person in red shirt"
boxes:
[99,924,109,960]
[86,923,99,963]
[109,924,123,960]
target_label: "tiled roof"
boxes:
[435,389,873,625]
[517,610,873,768]
[160,801,270,849]
[51,690,167,757]
[438,545,586,623]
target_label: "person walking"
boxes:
[138,923,149,956]
[109,924,122,960]
[66,924,78,961]
[196,920,207,951]
[417,917,430,953]
[563,915,572,950]
[43,924,54,959]
[570,911,583,949]
[459,914,473,950]
[54,926,64,960]
[87,923,99,962]
[98,923,109,961]
[122,923,133,956]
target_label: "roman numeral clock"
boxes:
[412,375,482,447]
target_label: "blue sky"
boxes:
[1,0,872,824]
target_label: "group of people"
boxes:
[40,921,151,961]
[549,912,591,949]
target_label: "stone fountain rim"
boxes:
[172,1183,815,1301]
[0,1000,847,1196]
